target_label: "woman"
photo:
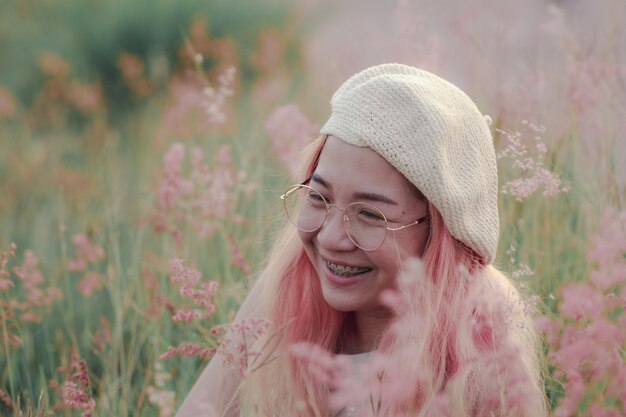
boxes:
[176,64,547,417]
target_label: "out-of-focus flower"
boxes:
[0,387,13,410]
[0,86,18,120]
[537,208,626,415]
[67,81,104,114]
[0,278,13,291]
[117,52,151,97]
[67,234,105,299]
[290,342,352,388]
[497,121,570,201]
[117,52,143,79]
[91,317,112,353]
[158,65,237,143]
[202,66,236,125]
[251,29,285,73]
[588,209,626,291]
[77,271,102,298]
[146,386,176,417]
[149,143,254,245]
[6,248,63,323]
[181,17,239,74]
[559,282,604,321]
[67,234,105,271]
[145,362,181,417]
[55,166,95,199]
[0,243,16,292]
[265,103,319,176]
[38,52,70,79]
[158,143,193,214]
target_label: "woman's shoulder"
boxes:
[479,264,518,290]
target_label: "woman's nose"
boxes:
[315,207,356,251]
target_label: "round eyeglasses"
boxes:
[280,184,429,251]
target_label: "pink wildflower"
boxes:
[70,235,105,265]
[63,382,96,417]
[202,66,237,125]
[587,209,626,290]
[0,278,13,291]
[67,81,103,114]
[559,282,604,320]
[168,258,218,321]
[150,143,254,244]
[511,263,533,279]
[497,122,569,201]
[159,143,193,214]
[158,76,208,140]
[117,52,151,98]
[0,387,13,410]
[67,259,86,272]
[539,209,626,415]
[160,342,215,361]
[158,62,236,143]
[0,242,16,282]
[66,234,105,298]
[2,248,63,325]
[534,315,561,346]
[77,271,103,298]
[101,317,112,344]
[92,317,112,352]
[171,309,201,322]
[169,258,200,283]
[290,342,352,387]
[0,85,17,119]
[61,355,96,417]
[12,250,44,286]
[218,318,271,377]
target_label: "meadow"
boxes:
[0,0,625,416]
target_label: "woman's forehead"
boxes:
[314,136,417,197]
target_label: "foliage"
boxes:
[0,0,293,117]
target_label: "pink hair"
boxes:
[243,135,547,416]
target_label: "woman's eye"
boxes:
[359,209,385,221]
[306,192,327,206]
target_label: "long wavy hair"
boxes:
[242,135,547,417]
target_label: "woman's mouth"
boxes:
[323,259,372,277]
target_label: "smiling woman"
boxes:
[175,64,548,417]
[297,137,431,333]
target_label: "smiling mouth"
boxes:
[323,259,372,277]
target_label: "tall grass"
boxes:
[0,0,624,415]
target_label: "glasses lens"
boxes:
[282,185,327,232]
[344,202,387,250]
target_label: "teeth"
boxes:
[323,259,371,277]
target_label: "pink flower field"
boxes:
[0,0,624,416]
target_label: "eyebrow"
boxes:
[310,174,399,206]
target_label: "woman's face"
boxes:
[299,135,430,316]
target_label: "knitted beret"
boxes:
[320,63,499,264]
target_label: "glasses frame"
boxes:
[280,183,429,251]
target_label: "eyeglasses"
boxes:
[280,184,429,251]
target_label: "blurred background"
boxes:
[0,0,625,415]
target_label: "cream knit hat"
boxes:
[320,63,499,264]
